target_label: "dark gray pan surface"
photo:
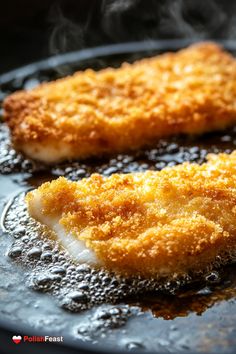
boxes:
[1,40,236,354]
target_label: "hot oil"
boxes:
[1,47,236,352]
[1,123,236,352]
[4,193,181,312]
[127,267,236,319]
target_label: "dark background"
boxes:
[0,0,236,74]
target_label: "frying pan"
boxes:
[1,39,236,354]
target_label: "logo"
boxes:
[11,335,64,344]
[12,335,22,344]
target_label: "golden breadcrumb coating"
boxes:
[26,151,236,278]
[4,42,236,163]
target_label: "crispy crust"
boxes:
[26,151,236,277]
[4,42,236,162]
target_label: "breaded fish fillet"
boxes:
[26,151,236,278]
[4,42,236,163]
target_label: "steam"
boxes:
[48,3,85,56]
[48,0,234,57]
[159,0,227,39]
[100,0,228,41]
[227,15,236,39]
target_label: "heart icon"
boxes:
[12,335,22,344]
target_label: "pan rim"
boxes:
[1,38,236,86]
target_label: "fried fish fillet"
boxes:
[26,151,236,278]
[4,42,236,163]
